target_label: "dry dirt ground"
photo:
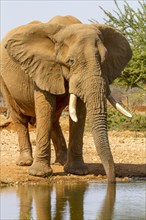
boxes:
[0,114,146,185]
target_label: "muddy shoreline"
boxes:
[0,115,146,185]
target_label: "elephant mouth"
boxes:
[69,93,132,122]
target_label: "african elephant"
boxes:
[0,15,81,167]
[0,15,132,182]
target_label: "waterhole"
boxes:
[0,181,145,220]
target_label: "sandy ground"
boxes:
[0,114,146,185]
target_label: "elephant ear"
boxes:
[5,23,65,94]
[95,24,132,84]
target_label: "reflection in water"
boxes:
[17,184,91,220]
[1,183,116,220]
[1,182,145,220]
[98,184,116,220]
[18,185,53,220]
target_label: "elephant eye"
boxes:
[66,57,75,66]
[95,53,100,61]
[95,38,100,47]
[95,39,98,47]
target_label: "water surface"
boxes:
[0,181,145,220]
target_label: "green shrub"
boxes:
[91,0,146,90]
[85,105,145,132]
[107,107,146,131]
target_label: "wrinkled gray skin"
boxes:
[0,15,132,182]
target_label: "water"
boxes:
[0,182,145,220]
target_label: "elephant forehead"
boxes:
[55,24,99,43]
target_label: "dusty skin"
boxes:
[0,113,146,185]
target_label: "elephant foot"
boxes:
[28,161,53,177]
[64,161,89,175]
[16,152,33,166]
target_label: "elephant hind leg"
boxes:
[51,95,68,165]
[51,120,67,165]
[15,116,33,166]
[1,79,33,165]
[7,111,33,166]
[9,111,33,166]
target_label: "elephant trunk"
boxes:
[69,58,115,182]
[85,74,115,182]
[91,113,115,182]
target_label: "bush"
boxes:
[91,0,146,90]
[107,107,146,131]
[85,106,146,132]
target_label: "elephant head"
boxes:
[5,21,132,182]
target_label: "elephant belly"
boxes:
[2,62,35,117]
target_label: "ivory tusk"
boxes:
[69,94,78,122]
[108,95,132,118]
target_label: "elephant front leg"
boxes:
[64,98,89,175]
[28,90,56,177]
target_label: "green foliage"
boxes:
[92,0,146,90]
[107,107,146,131]
[119,48,146,89]
[85,106,146,132]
